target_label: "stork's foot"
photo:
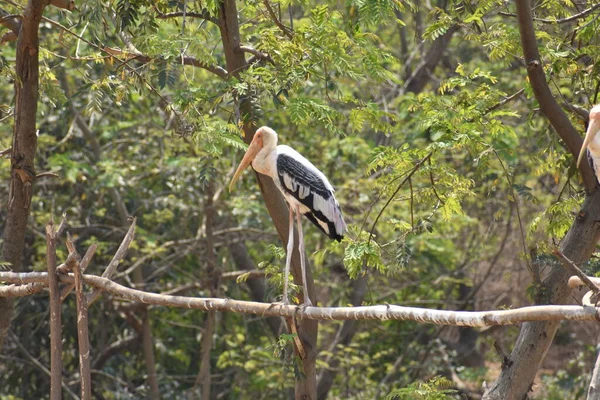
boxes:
[302,296,313,308]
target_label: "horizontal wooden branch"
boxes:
[0,281,45,296]
[1,271,599,326]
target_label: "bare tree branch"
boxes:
[221,269,264,279]
[86,218,136,305]
[60,242,97,301]
[565,102,590,121]
[2,271,600,326]
[0,281,45,296]
[485,88,525,114]
[181,55,228,79]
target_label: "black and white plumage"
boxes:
[229,126,347,306]
[577,104,600,183]
[276,147,346,242]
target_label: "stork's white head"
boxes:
[577,105,600,167]
[256,126,278,148]
[228,126,279,192]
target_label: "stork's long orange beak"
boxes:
[228,135,263,192]
[577,119,600,167]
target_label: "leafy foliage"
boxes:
[0,0,598,398]
[385,376,458,399]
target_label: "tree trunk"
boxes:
[483,0,600,397]
[217,1,318,397]
[0,0,47,351]
[403,25,459,94]
[483,191,600,399]
[587,346,600,400]
[133,268,161,400]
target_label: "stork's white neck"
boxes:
[251,139,278,177]
[589,130,600,156]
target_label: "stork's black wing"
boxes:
[276,152,345,241]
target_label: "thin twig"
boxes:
[499,3,600,24]
[554,248,600,302]
[60,243,97,301]
[427,157,445,205]
[239,45,274,64]
[263,0,293,39]
[368,152,433,245]
[46,221,63,400]
[154,8,219,25]
[490,146,534,281]
[408,177,414,228]
[86,219,136,305]
[221,269,265,279]
[56,214,67,238]
[67,235,92,400]
[36,171,61,179]
[485,88,525,114]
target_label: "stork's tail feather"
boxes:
[303,209,346,242]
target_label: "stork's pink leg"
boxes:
[295,209,312,306]
[283,204,294,305]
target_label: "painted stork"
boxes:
[229,126,347,306]
[577,104,600,182]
